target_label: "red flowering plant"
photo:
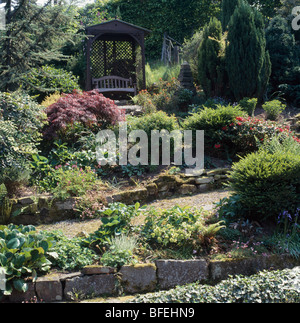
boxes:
[43,90,125,140]
[216,116,299,158]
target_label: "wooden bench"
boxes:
[92,76,137,96]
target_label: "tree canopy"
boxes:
[0,0,80,92]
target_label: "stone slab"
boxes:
[155,259,209,290]
[119,264,157,294]
[64,274,116,301]
[35,276,63,302]
[81,266,117,275]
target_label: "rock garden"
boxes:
[1,0,300,304]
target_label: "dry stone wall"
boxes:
[1,168,231,225]
[5,254,300,303]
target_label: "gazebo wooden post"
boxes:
[141,36,146,90]
[85,37,93,91]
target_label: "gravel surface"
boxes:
[37,188,232,238]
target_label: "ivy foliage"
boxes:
[131,268,300,303]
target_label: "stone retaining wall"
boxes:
[1,196,77,225]
[1,168,231,225]
[6,254,300,303]
[110,168,230,205]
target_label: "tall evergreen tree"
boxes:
[221,0,241,31]
[266,16,296,89]
[198,17,227,98]
[225,0,271,102]
[0,0,79,91]
[266,15,300,104]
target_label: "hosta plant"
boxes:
[0,224,54,297]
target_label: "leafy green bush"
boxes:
[82,203,141,251]
[31,157,99,200]
[51,165,98,200]
[44,230,98,271]
[182,104,247,148]
[129,111,179,134]
[131,269,300,303]
[24,65,80,101]
[0,224,54,297]
[141,206,224,249]
[262,100,286,121]
[0,92,47,194]
[228,148,300,221]
[238,97,257,116]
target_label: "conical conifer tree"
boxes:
[198,17,227,98]
[225,0,271,102]
[221,0,241,31]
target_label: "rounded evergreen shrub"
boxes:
[228,149,300,221]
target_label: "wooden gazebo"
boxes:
[85,19,151,96]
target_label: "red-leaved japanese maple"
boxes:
[44,90,125,139]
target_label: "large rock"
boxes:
[64,274,116,301]
[209,255,300,283]
[195,177,214,185]
[35,275,63,302]
[155,259,208,290]
[178,184,197,195]
[112,188,148,204]
[119,264,157,294]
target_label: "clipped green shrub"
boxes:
[128,111,179,136]
[228,149,300,221]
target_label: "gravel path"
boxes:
[37,189,232,238]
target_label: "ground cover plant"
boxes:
[131,268,300,303]
[1,0,300,303]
